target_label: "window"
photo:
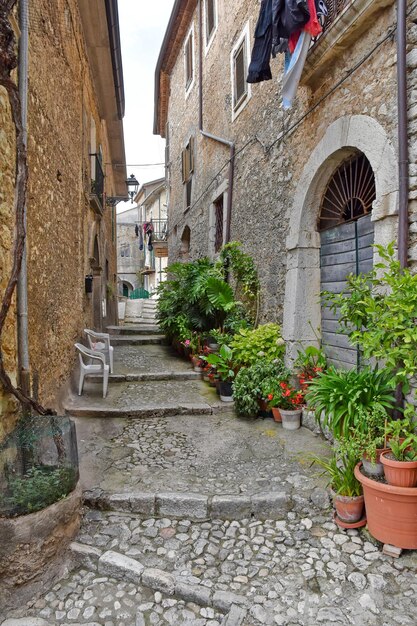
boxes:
[184,27,194,93]
[205,0,217,50]
[182,137,194,211]
[120,244,130,258]
[214,195,224,253]
[231,23,251,120]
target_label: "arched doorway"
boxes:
[319,152,376,369]
[282,115,398,365]
[122,283,129,298]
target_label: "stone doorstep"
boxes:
[82,490,291,521]
[69,544,248,621]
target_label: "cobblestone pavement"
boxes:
[5,505,417,626]
[113,345,192,376]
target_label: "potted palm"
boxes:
[203,345,235,402]
[311,440,365,528]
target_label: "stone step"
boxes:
[82,489,291,521]
[110,335,166,346]
[89,371,201,383]
[107,325,160,335]
[64,378,231,419]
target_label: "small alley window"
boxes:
[182,137,195,211]
[231,23,251,119]
[214,195,224,253]
[184,27,194,93]
[205,0,217,49]
[120,244,131,258]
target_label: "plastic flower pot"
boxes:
[361,447,389,478]
[380,451,417,488]
[280,408,302,430]
[333,493,364,524]
[271,407,282,422]
[355,462,417,549]
[219,381,233,402]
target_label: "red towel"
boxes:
[289,0,322,53]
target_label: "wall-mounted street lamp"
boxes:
[126,173,139,203]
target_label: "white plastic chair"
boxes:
[84,329,114,373]
[75,343,109,398]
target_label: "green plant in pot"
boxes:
[231,324,285,367]
[380,410,417,487]
[305,366,396,439]
[352,404,391,477]
[310,439,364,527]
[203,345,235,402]
[233,360,290,418]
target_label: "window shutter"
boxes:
[182,148,188,183]
[185,33,193,88]
[234,43,247,107]
[189,137,194,175]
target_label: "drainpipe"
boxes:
[397,0,409,269]
[17,0,31,403]
[198,0,235,244]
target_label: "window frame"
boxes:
[230,21,251,121]
[204,0,218,54]
[184,24,195,97]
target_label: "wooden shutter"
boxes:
[234,43,246,108]
[185,33,193,89]
[182,138,194,183]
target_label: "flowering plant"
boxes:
[294,346,326,392]
[267,382,304,410]
[181,332,201,355]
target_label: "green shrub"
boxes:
[233,360,290,417]
[5,465,76,515]
[231,324,285,366]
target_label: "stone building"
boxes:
[117,178,168,297]
[0,0,127,435]
[154,0,416,366]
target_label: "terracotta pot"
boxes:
[271,407,282,422]
[380,451,417,488]
[361,447,389,477]
[333,493,364,524]
[279,408,302,431]
[355,462,417,549]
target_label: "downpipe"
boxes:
[396,0,409,269]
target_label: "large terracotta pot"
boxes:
[355,463,417,549]
[380,451,417,488]
[271,407,282,422]
[333,493,364,523]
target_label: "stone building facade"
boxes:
[0,0,127,435]
[154,0,417,364]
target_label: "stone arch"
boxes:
[180,225,191,260]
[282,115,398,363]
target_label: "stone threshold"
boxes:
[110,335,167,346]
[83,489,291,521]
[70,543,248,624]
[65,403,234,418]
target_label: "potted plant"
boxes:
[230,323,285,367]
[233,360,291,418]
[276,382,304,430]
[380,414,417,487]
[311,440,364,527]
[351,404,391,477]
[203,344,235,402]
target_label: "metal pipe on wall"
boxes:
[396,0,409,269]
[17,0,31,401]
[198,0,235,245]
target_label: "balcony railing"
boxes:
[149,219,168,242]
[314,0,351,43]
[90,153,105,213]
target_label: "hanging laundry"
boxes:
[247,0,273,83]
[139,227,144,251]
[288,0,324,53]
[135,224,139,237]
[282,31,311,109]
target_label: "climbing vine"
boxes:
[0,2,50,416]
[219,241,260,325]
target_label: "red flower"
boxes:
[280,382,287,389]
[267,393,274,401]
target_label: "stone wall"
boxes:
[0,0,121,427]
[164,0,417,332]
[0,87,19,439]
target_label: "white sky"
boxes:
[117,0,175,212]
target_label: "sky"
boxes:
[117,0,175,212]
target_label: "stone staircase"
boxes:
[107,298,163,345]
